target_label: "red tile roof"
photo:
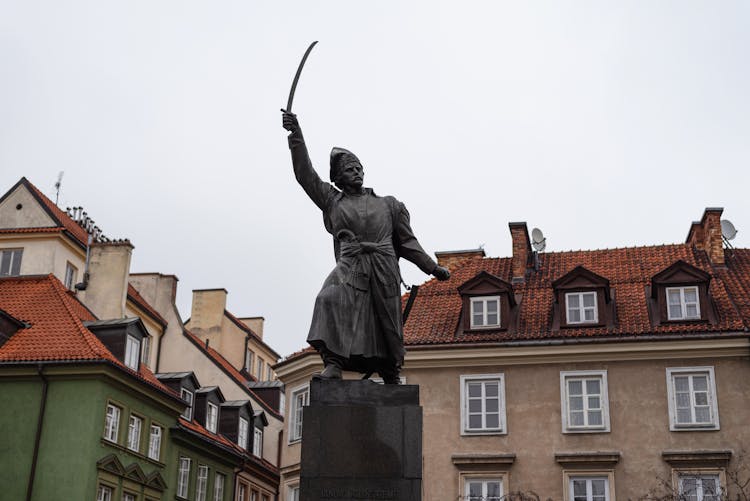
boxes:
[403,244,748,346]
[20,177,91,248]
[224,310,281,359]
[0,274,177,398]
[182,329,282,420]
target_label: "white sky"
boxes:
[2,1,749,358]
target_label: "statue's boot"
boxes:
[314,364,342,380]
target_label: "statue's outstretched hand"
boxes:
[433,265,451,281]
[281,110,300,133]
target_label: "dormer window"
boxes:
[650,261,713,325]
[181,389,194,420]
[552,266,613,330]
[238,417,249,449]
[124,335,141,370]
[471,296,501,329]
[667,286,700,320]
[458,272,516,333]
[566,292,598,324]
[206,402,218,432]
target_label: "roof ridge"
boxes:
[20,178,90,247]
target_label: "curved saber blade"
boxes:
[285,41,318,113]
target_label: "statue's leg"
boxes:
[313,350,343,380]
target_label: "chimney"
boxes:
[686,207,725,266]
[434,248,486,271]
[509,222,531,283]
[238,316,265,339]
[189,288,228,336]
[81,241,134,319]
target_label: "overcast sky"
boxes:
[2,1,749,358]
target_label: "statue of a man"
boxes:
[282,112,450,384]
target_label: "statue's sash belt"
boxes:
[340,239,396,292]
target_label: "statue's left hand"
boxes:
[281,110,300,133]
[433,265,451,281]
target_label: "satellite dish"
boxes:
[721,219,738,240]
[531,227,546,252]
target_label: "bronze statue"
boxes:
[282,112,450,384]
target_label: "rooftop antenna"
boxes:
[721,219,738,251]
[531,228,546,252]
[54,171,64,206]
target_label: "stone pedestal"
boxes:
[300,379,422,501]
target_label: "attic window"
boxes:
[124,335,140,370]
[667,287,700,320]
[0,249,22,276]
[566,292,598,324]
[471,296,501,329]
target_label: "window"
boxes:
[97,485,113,501]
[667,367,719,430]
[560,371,610,432]
[251,491,257,501]
[237,484,246,501]
[261,495,269,501]
[566,292,598,324]
[141,336,151,367]
[460,374,506,434]
[181,388,194,421]
[288,485,299,501]
[289,385,309,442]
[123,493,136,501]
[679,474,721,501]
[465,478,502,501]
[569,477,609,501]
[196,465,209,501]
[124,335,141,370]
[127,415,143,451]
[245,350,254,373]
[177,457,191,498]
[257,358,264,380]
[253,426,263,457]
[64,262,77,289]
[0,249,22,276]
[206,402,218,433]
[104,404,121,442]
[238,417,249,449]
[148,425,162,460]
[213,472,225,501]
[267,365,274,381]
[470,296,501,328]
[667,286,701,320]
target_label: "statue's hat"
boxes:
[330,147,361,182]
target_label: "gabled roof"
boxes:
[403,243,748,346]
[224,310,281,359]
[127,283,168,328]
[0,274,177,399]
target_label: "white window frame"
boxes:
[206,402,218,433]
[464,477,503,500]
[141,336,151,367]
[257,358,264,380]
[122,493,136,501]
[177,456,191,498]
[238,417,249,449]
[64,261,78,289]
[568,475,610,501]
[460,374,507,435]
[237,484,247,501]
[196,465,209,501]
[560,370,610,433]
[565,291,598,324]
[289,384,310,443]
[287,485,300,501]
[181,388,194,421]
[267,365,274,381]
[213,472,225,501]
[127,414,143,452]
[666,367,720,430]
[469,296,501,329]
[245,350,254,373]
[678,474,722,501]
[253,426,263,457]
[148,424,162,461]
[104,404,121,442]
[0,248,23,276]
[666,286,701,320]
[124,335,141,370]
[97,485,113,501]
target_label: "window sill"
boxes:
[670,423,720,431]
[288,437,302,445]
[561,322,604,329]
[461,429,506,436]
[563,427,610,434]
[99,438,166,468]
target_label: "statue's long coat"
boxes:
[289,130,437,373]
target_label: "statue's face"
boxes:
[337,161,364,190]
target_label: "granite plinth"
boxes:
[300,379,422,501]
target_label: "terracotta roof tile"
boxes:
[403,244,748,346]
[22,178,91,247]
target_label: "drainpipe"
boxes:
[26,363,49,501]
